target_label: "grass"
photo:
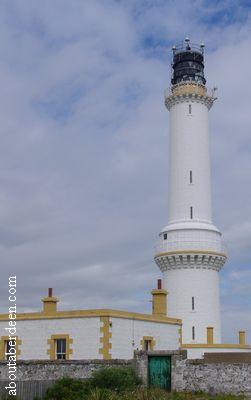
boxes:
[84,389,246,400]
[63,388,246,400]
[0,387,245,400]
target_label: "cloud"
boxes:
[0,0,250,344]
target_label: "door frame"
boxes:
[134,349,187,391]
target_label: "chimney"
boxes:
[151,279,168,317]
[239,330,246,345]
[42,288,58,314]
[207,327,214,344]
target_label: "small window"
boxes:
[192,297,195,310]
[192,326,195,340]
[5,341,11,360]
[144,340,152,351]
[141,336,155,351]
[190,206,193,219]
[55,339,66,360]
[48,334,72,360]
[0,336,21,361]
[189,170,193,184]
[189,104,192,114]
[163,233,167,240]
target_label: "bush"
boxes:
[90,367,141,393]
[44,376,91,400]
[43,372,245,400]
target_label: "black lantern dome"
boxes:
[171,38,206,85]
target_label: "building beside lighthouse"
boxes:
[0,39,250,361]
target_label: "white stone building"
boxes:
[0,39,250,361]
[0,286,181,360]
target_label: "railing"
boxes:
[172,42,204,54]
[155,239,227,255]
[164,82,217,99]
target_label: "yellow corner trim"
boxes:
[0,309,181,325]
[99,317,112,360]
[178,327,182,348]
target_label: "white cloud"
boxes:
[0,0,250,344]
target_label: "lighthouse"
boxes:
[155,39,227,345]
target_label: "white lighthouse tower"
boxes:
[155,39,227,345]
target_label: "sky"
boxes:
[0,0,250,344]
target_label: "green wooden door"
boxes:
[148,356,171,391]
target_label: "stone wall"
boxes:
[0,359,131,381]
[0,359,132,400]
[175,358,251,395]
[135,350,251,395]
[1,352,251,399]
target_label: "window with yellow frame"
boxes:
[47,334,73,360]
[140,336,156,351]
[0,336,21,360]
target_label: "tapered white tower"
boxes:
[155,39,227,345]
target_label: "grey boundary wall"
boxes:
[0,359,132,400]
[0,352,251,399]
[135,350,251,396]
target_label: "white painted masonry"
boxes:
[163,268,221,343]
[155,41,228,350]
[110,317,180,359]
[185,347,251,360]
[0,317,102,360]
[168,100,212,224]
[155,86,226,345]
[0,309,181,360]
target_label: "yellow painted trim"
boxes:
[0,309,181,325]
[140,336,156,351]
[42,297,59,303]
[178,327,182,348]
[42,297,58,314]
[99,317,112,360]
[47,334,73,360]
[181,343,251,349]
[151,289,168,295]
[0,336,22,360]
[172,83,206,96]
[151,289,168,317]
[239,331,246,345]
[155,250,227,258]
[207,327,214,345]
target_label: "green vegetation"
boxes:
[42,368,245,400]
[43,384,246,400]
[91,366,141,392]
[44,376,92,400]
[44,367,140,400]
[82,389,245,400]
[0,368,244,400]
